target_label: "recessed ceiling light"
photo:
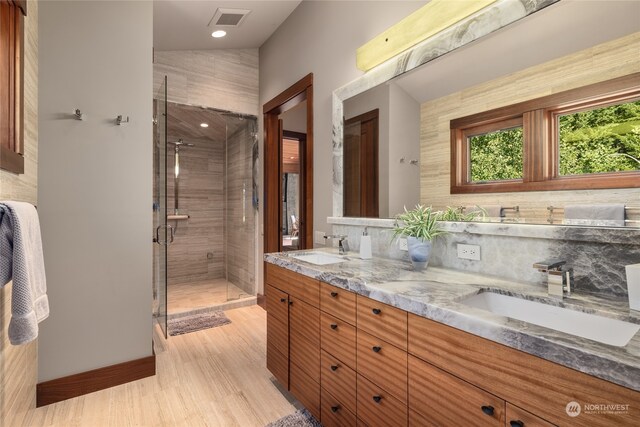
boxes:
[200,123,209,128]
[211,30,227,38]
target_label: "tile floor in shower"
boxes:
[168,278,255,315]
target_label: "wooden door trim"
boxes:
[264,73,314,254]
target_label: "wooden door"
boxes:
[343,109,379,217]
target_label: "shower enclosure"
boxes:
[153,83,258,337]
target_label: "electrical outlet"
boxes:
[314,231,326,245]
[457,243,480,261]
[398,238,408,251]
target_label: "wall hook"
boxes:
[399,157,405,163]
[74,109,86,121]
[410,159,419,165]
[116,115,130,125]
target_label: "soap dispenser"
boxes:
[360,227,372,259]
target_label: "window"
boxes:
[451,73,640,193]
[0,0,27,174]
[465,118,523,183]
[556,99,640,176]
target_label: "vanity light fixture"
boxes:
[200,123,209,128]
[356,0,497,71]
[211,30,227,38]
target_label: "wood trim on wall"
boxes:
[263,73,314,254]
[36,354,156,407]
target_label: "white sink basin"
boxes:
[461,292,640,347]
[291,253,348,266]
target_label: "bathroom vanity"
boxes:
[264,251,640,427]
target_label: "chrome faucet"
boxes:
[324,235,349,255]
[533,259,574,299]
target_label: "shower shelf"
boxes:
[167,214,190,221]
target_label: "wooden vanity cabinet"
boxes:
[408,354,505,426]
[266,265,640,427]
[265,264,321,419]
[408,314,640,427]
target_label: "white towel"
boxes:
[564,204,625,227]
[0,201,49,345]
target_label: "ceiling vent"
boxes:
[208,8,251,27]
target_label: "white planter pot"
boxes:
[407,237,432,271]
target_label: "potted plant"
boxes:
[394,205,447,271]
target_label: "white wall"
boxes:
[258,0,425,291]
[388,83,420,215]
[38,1,153,382]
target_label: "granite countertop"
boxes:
[265,248,640,391]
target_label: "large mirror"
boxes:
[334,0,640,227]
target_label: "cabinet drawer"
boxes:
[357,295,407,350]
[357,373,407,427]
[321,350,356,414]
[290,361,320,420]
[506,404,557,427]
[290,328,320,383]
[408,314,640,427]
[357,329,407,402]
[290,297,319,344]
[266,284,289,324]
[267,313,288,357]
[321,312,356,368]
[266,343,288,389]
[265,263,319,306]
[320,282,356,325]
[321,387,357,427]
[408,354,505,426]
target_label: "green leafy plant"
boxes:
[439,206,486,222]
[394,205,447,241]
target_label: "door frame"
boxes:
[263,73,314,253]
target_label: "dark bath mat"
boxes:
[168,311,231,336]
[265,409,321,427]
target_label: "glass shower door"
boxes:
[153,76,169,338]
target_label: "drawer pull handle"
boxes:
[372,395,383,403]
[330,405,340,413]
[372,308,381,315]
[510,421,524,427]
[330,365,339,371]
[280,298,286,303]
[330,323,338,330]
[481,405,495,416]
[330,291,338,297]
[372,346,382,353]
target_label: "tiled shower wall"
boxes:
[225,126,256,295]
[167,137,225,283]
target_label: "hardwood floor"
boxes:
[168,279,252,314]
[23,306,297,426]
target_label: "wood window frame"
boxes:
[0,0,26,174]
[451,73,640,194]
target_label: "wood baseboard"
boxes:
[36,354,156,407]
[257,293,266,310]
